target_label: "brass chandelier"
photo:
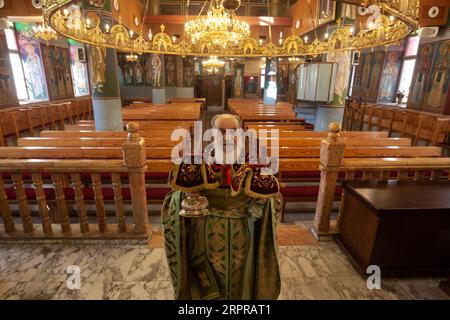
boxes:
[185,0,250,48]
[126,52,139,62]
[202,56,225,73]
[32,19,59,43]
[42,0,419,58]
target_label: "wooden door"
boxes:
[201,75,224,107]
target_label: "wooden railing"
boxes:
[312,125,450,239]
[0,124,149,239]
[342,100,450,147]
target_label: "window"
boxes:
[260,67,265,89]
[397,58,416,103]
[397,36,419,103]
[5,28,28,101]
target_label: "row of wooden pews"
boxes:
[0,98,93,146]
[343,100,450,147]
[228,98,309,127]
[0,99,204,239]
[0,121,449,240]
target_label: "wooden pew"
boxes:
[0,98,93,146]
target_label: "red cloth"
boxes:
[222,165,231,186]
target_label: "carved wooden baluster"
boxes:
[367,109,374,131]
[0,174,15,233]
[371,171,380,180]
[51,173,71,234]
[414,170,425,181]
[344,171,354,181]
[399,113,407,138]
[397,170,408,181]
[39,107,47,130]
[112,173,126,233]
[342,102,348,130]
[0,120,6,146]
[362,171,371,181]
[66,104,74,125]
[73,101,80,122]
[376,110,383,132]
[50,107,57,130]
[91,173,107,232]
[11,173,33,233]
[70,173,90,234]
[380,170,390,181]
[123,123,150,235]
[10,112,20,141]
[313,123,345,239]
[430,119,447,146]
[413,115,425,146]
[430,170,443,181]
[58,105,66,128]
[31,173,53,235]
[25,109,35,137]
[336,189,346,232]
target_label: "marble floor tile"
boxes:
[125,248,164,282]
[84,282,124,300]
[0,282,63,300]
[30,246,85,282]
[332,274,399,300]
[117,281,157,300]
[52,281,95,300]
[95,246,142,282]
[0,240,449,300]
[382,278,449,300]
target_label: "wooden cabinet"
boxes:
[339,180,450,276]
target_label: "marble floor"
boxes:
[0,239,448,300]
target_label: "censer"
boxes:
[179,192,209,218]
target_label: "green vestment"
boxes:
[161,163,282,300]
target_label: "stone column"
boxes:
[84,0,123,131]
[176,56,195,98]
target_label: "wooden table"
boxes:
[338,180,450,276]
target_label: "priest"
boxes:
[161,113,282,300]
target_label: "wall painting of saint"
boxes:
[378,50,402,103]
[69,42,90,97]
[15,22,48,101]
[233,64,245,98]
[423,40,450,113]
[408,43,435,109]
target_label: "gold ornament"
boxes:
[42,0,419,58]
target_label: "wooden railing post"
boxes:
[312,122,345,240]
[123,122,150,235]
